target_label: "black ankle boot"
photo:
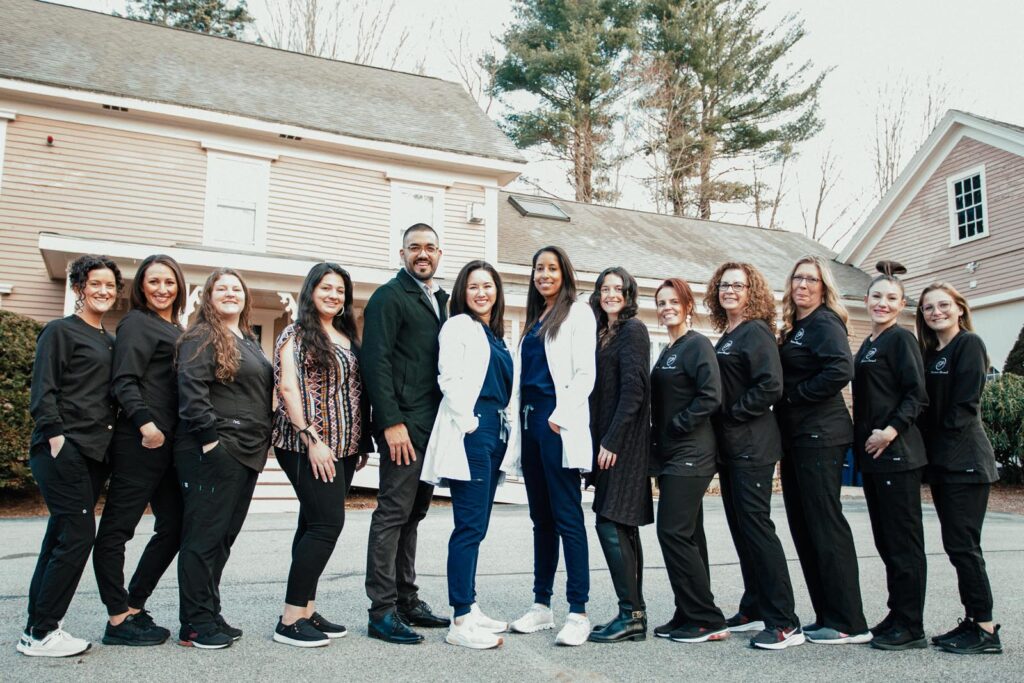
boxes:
[589,522,647,643]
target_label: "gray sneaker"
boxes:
[805,626,873,644]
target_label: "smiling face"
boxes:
[920,289,962,334]
[533,250,563,304]
[718,267,750,316]
[790,262,824,315]
[865,279,905,327]
[210,273,245,320]
[141,262,178,317]
[465,268,497,322]
[656,285,688,328]
[400,229,441,282]
[77,267,118,317]
[599,273,625,320]
[313,271,346,320]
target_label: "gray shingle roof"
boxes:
[0,0,524,163]
[499,192,873,299]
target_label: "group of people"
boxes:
[18,222,1002,660]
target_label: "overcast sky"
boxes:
[49,0,1024,251]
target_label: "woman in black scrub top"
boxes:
[916,282,1002,655]
[649,277,729,645]
[19,254,123,658]
[852,261,929,651]
[704,262,803,651]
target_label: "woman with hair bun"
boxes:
[19,254,123,658]
[853,261,929,651]
[916,282,1002,655]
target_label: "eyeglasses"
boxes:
[717,282,748,292]
[791,275,821,286]
[922,300,956,314]
[405,244,438,255]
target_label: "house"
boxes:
[839,110,1024,369]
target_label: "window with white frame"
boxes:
[946,165,988,245]
[203,152,271,251]
[389,182,446,275]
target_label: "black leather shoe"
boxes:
[368,612,424,644]
[588,608,647,643]
[397,600,450,628]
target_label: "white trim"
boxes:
[385,168,456,188]
[484,187,499,263]
[968,287,1024,309]
[388,181,447,277]
[945,164,990,247]
[0,116,8,197]
[200,139,279,161]
[202,151,271,253]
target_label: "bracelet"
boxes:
[298,426,319,444]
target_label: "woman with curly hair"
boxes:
[20,254,123,657]
[704,262,803,651]
[586,267,653,644]
[775,256,870,645]
[175,269,273,649]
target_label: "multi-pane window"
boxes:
[947,167,988,245]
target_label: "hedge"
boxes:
[0,310,42,491]
[981,373,1024,485]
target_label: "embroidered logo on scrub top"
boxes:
[664,354,678,369]
[718,340,734,355]
[931,357,950,375]
[792,328,805,345]
[861,347,878,363]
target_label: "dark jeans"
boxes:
[276,447,357,607]
[175,441,258,627]
[520,397,589,613]
[365,438,434,619]
[656,474,725,628]
[93,430,183,615]
[719,462,799,630]
[780,445,867,634]
[862,468,926,635]
[931,479,993,622]
[26,440,110,636]
[447,406,506,617]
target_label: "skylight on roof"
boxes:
[508,195,570,221]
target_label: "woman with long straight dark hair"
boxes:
[175,268,273,650]
[586,266,653,644]
[422,260,517,650]
[19,254,123,658]
[93,254,187,647]
[509,246,596,647]
[916,282,1002,655]
[270,262,372,648]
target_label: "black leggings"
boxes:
[930,478,993,622]
[275,447,357,607]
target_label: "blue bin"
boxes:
[841,447,863,487]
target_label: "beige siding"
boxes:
[442,183,487,273]
[0,115,207,322]
[861,137,1024,300]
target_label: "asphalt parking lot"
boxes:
[0,495,1020,682]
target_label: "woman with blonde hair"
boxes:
[704,262,803,651]
[776,256,869,645]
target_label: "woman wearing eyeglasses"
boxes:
[704,262,803,651]
[775,256,869,645]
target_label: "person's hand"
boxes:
[308,441,336,482]
[202,440,219,454]
[548,421,560,435]
[384,424,416,465]
[865,426,897,459]
[140,422,165,449]
[597,446,618,470]
[48,434,65,458]
[356,453,369,471]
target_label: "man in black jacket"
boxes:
[363,223,451,644]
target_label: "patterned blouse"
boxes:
[272,324,366,458]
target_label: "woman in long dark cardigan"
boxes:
[587,267,654,644]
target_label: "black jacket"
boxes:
[776,306,854,448]
[923,331,998,483]
[852,325,928,473]
[712,319,784,468]
[111,309,182,435]
[29,315,116,461]
[176,329,274,471]
[650,330,721,477]
[361,268,449,450]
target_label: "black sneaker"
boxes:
[726,612,765,633]
[869,613,895,637]
[870,625,926,651]
[654,616,687,639]
[131,609,171,640]
[669,624,730,643]
[273,617,329,648]
[750,626,805,650]
[309,612,347,639]
[178,623,232,649]
[939,623,1002,655]
[214,614,243,641]
[102,614,168,646]
[931,618,972,645]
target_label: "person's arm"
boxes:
[600,321,650,455]
[436,316,478,433]
[111,315,164,448]
[786,315,854,405]
[548,302,597,429]
[277,335,336,481]
[670,339,722,434]
[176,334,219,452]
[29,321,69,455]
[943,334,988,431]
[867,330,928,457]
[727,323,783,422]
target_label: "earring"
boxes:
[334,306,345,317]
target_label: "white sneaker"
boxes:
[446,620,503,650]
[555,613,591,646]
[16,628,91,657]
[510,604,555,634]
[469,603,508,634]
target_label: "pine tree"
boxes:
[122,0,255,40]
[486,0,640,203]
[1004,322,1024,376]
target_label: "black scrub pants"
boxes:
[93,430,183,615]
[862,468,926,636]
[276,447,358,608]
[780,445,868,634]
[656,474,725,628]
[365,438,434,620]
[719,462,799,630]
[930,478,993,622]
[26,440,110,636]
[175,442,258,628]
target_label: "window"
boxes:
[946,165,988,245]
[203,152,271,251]
[508,195,570,221]
[389,182,446,274]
